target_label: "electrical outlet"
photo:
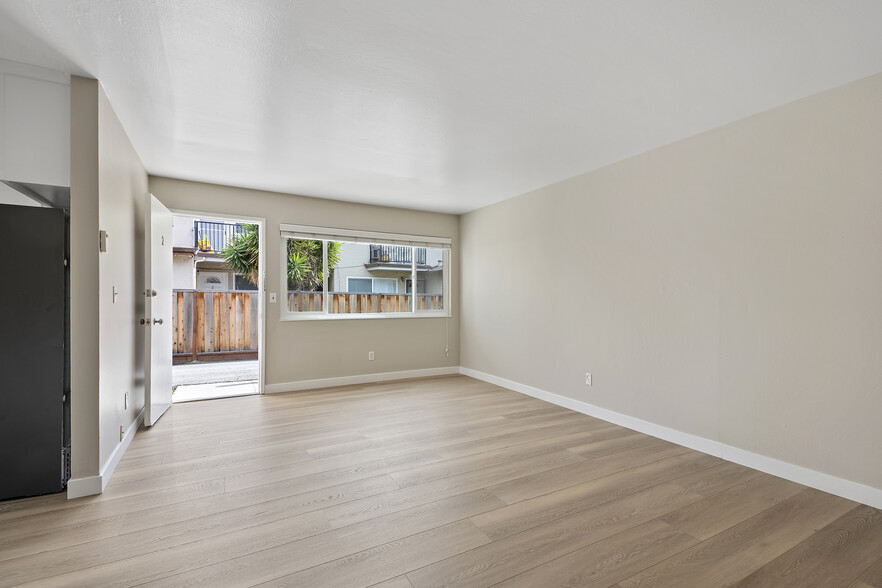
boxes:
[585,372,592,386]
[368,351,375,361]
[119,426,125,441]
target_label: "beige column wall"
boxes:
[69,76,101,480]
[69,76,148,489]
[97,84,148,467]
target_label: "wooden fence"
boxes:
[172,290,258,364]
[287,291,443,314]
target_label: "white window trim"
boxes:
[279,229,451,321]
[280,224,451,248]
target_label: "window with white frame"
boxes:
[280,225,450,319]
[405,278,426,294]
[347,277,397,294]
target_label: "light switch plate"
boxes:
[269,292,277,303]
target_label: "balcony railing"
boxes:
[194,220,246,253]
[369,244,427,265]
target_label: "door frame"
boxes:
[169,208,267,395]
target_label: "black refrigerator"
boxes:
[0,203,70,500]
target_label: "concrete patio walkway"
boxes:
[172,359,258,386]
[172,360,259,403]
[173,381,258,403]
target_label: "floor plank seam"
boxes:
[4,376,878,587]
[131,498,498,587]
[0,434,710,561]
[490,447,700,508]
[0,475,400,580]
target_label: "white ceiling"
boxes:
[1,1,881,214]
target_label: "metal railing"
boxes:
[194,220,246,252]
[369,244,427,265]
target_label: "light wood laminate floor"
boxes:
[1,375,880,587]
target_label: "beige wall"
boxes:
[70,76,148,485]
[173,254,196,289]
[97,84,148,466]
[148,177,460,386]
[461,73,882,492]
[70,76,100,479]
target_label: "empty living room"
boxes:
[0,2,881,586]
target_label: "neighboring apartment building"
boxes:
[331,242,444,296]
[171,218,444,298]
[172,217,256,291]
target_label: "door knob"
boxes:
[153,318,163,325]
[139,318,163,325]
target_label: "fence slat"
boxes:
[183,292,194,357]
[176,292,185,353]
[216,293,225,351]
[244,294,251,349]
[196,292,205,354]
[171,294,178,350]
[230,293,237,349]
[237,294,245,350]
[230,294,237,350]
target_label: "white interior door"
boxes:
[144,193,173,426]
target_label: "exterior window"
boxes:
[235,274,258,291]
[347,277,397,293]
[347,277,372,293]
[414,247,444,311]
[197,272,227,291]
[331,241,407,314]
[405,279,425,294]
[280,226,450,320]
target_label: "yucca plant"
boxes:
[221,224,260,285]
[286,239,342,291]
[221,225,341,290]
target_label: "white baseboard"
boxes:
[264,366,460,394]
[460,367,882,510]
[67,368,882,510]
[67,409,144,499]
[65,474,102,499]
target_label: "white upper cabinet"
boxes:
[0,59,70,187]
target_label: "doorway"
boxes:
[167,211,265,403]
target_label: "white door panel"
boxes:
[144,193,173,426]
